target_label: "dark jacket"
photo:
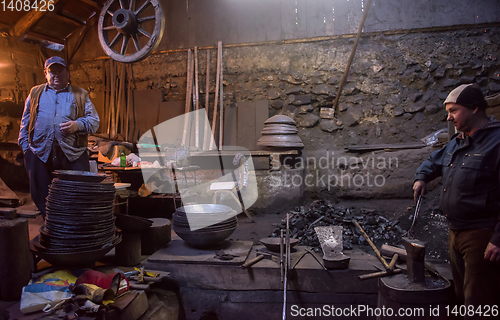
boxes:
[415,120,500,246]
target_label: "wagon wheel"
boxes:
[98,0,165,63]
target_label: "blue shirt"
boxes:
[18,84,100,162]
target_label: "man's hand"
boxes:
[484,242,500,262]
[60,121,78,134]
[413,180,426,203]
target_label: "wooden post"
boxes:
[218,41,223,150]
[332,0,373,112]
[101,59,107,134]
[125,64,131,141]
[182,49,193,146]
[203,50,211,150]
[194,47,200,149]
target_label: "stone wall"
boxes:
[73,26,500,148]
[70,25,500,199]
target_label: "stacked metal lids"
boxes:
[257,115,304,148]
[33,177,118,256]
[172,204,237,248]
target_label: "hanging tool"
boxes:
[332,0,373,112]
[408,195,423,239]
[210,42,222,150]
[203,50,211,150]
[182,49,193,146]
[194,46,200,149]
[218,41,224,150]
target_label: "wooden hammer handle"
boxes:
[353,221,390,269]
[242,255,265,268]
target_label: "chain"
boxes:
[10,53,22,104]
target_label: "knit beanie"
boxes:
[443,83,487,110]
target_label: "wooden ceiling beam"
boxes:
[78,0,101,10]
[49,12,85,27]
[9,0,62,37]
[25,31,65,45]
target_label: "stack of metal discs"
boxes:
[257,115,304,148]
[35,178,117,254]
[172,204,237,248]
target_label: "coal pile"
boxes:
[271,199,405,250]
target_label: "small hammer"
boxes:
[241,252,274,268]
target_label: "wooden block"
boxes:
[320,107,335,119]
[0,208,17,220]
[0,218,31,300]
[141,218,171,255]
[119,290,149,320]
[115,233,142,266]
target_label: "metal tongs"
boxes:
[407,195,423,239]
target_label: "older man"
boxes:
[413,84,500,311]
[18,56,99,218]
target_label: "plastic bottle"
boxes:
[120,151,126,167]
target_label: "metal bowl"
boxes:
[176,204,234,214]
[264,115,297,125]
[174,227,236,248]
